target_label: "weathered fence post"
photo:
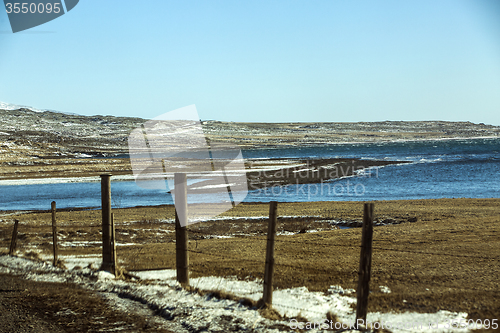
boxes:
[111,213,117,276]
[9,219,19,255]
[51,201,58,266]
[263,201,278,305]
[175,173,189,285]
[100,174,113,272]
[356,202,374,325]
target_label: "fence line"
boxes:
[8,219,19,255]
[51,201,58,266]
[4,213,498,261]
[2,184,498,327]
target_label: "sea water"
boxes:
[0,138,498,211]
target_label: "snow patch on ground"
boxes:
[39,253,102,270]
[0,255,470,332]
[58,241,136,248]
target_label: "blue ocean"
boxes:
[1,137,499,211]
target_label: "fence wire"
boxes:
[2,206,498,327]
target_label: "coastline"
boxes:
[0,156,408,183]
[1,133,498,182]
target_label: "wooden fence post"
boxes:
[263,201,278,305]
[51,201,58,266]
[100,174,113,272]
[111,213,117,276]
[175,173,189,285]
[356,202,374,325]
[9,219,19,255]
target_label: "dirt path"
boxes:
[0,273,173,333]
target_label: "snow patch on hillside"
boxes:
[0,101,49,113]
[0,101,80,116]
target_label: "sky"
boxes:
[0,0,499,124]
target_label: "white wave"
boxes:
[0,174,136,186]
[417,158,443,164]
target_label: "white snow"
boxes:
[57,254,101,270]
[0,101,47,112]
[379,285,391,294]
[132,269,177,280]
[0,254,471,332]
[0,101,80,115]
[58,241,136,248]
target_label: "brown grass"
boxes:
[1,198,499,320]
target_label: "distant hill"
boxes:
[1,107,499,160]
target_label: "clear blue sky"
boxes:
[1,0,499,124]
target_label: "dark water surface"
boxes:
[1,138,499,211]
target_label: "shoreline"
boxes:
[0,156,408,183]
[1,136,498,180]
[1,196,499,216]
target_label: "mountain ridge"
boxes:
[1,107,499,159]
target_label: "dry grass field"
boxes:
[1,198,499,322]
